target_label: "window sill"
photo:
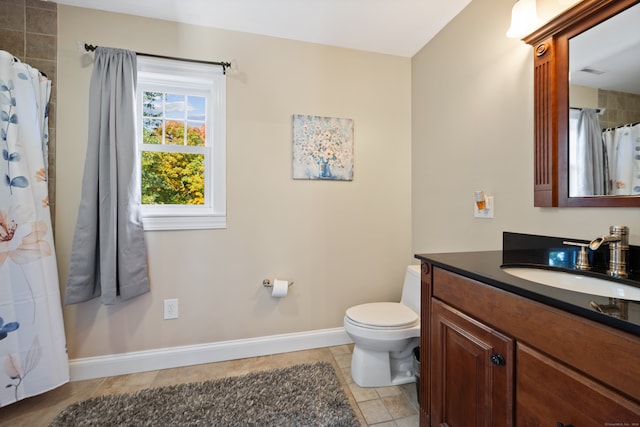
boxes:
[142,215,226,231]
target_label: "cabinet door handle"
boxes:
[490,353,506,366]
[557,423,574,427]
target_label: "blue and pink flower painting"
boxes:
[292,115,353,181]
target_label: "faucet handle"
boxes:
[563,241,591,271]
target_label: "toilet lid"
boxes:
[346,302,418,328]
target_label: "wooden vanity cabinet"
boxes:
[419,262,640,427]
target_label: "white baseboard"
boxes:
[69,327,353,381]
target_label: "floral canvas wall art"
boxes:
[292,115,353,180]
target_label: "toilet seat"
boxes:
[346,302,418,329]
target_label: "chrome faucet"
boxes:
[588,225,629,278]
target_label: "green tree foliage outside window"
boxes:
[141,119,206,205]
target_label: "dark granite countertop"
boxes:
[415,232,640,337]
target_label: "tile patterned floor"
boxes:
[0,345,419,427]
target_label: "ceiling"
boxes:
[53,0,472,57]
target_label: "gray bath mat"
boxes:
[50,361,359,426]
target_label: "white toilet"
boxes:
[343,265,421,387]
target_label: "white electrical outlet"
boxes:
[164,299,179,319]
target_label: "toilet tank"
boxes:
[400,264,421,315]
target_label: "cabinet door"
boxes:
[431,299,514,427]
[517,343,640,426]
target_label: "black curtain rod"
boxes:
[84,43,232,74]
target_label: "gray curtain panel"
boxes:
[575,108,606,196]
[65,47,150,305]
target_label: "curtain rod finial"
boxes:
[77,41,97,53]
[225,59,238,76]
[81,42,97,52]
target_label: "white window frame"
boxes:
[136,56,226,231]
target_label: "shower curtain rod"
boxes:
[83,43,232,74]
[604,121,640,131]
[8,53,48,77]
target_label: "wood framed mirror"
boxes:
[524,0,640,207]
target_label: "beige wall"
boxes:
[412,0,640,255]
[570,84,599,109]
[57,6,412,359]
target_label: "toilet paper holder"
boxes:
[262,279,294,288]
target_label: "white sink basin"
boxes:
[501,267,640,302]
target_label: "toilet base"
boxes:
[350,338,419,387]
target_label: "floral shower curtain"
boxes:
[604,123,640,195]
[0,50,68,407]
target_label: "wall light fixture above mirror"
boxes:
[506,0,543,39]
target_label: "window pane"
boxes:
[165,93,187,119]
[164,120,186,145]
[141,151,205,205]
[187,96,206,121]
[143,92,163,117]
[187,121,206,146]
[143,119,162,144]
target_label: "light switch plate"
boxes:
[474,196,494,218]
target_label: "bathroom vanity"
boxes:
[415,233,640,426]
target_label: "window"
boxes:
[137,57,226,230]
